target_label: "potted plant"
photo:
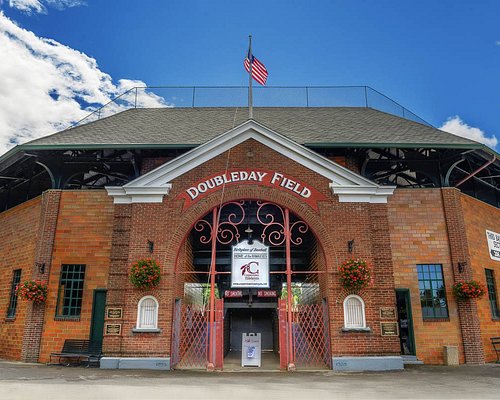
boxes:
[452,280,486,300]
[16,280,48,304]
[339,259,372,291]
[129,259,161,289]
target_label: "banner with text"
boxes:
[231,239,270,288]
[486,229,500,262]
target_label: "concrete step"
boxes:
[402,355,424,365]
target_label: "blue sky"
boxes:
[0,0,499,154]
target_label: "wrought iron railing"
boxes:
[70,86,433,128]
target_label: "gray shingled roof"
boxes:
[25,107,478,148]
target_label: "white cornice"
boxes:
[105,120,395,204]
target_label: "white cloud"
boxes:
[7,0,84,14]
[440,116,498,149]
[0,12,167,156]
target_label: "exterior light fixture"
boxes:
[35,262,46,274]
[348,240,355,253]
[147,240,154,254]
[458,262,467,273]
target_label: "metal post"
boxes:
[248,35,253,119]
[364,86,368,108]
[285,208,296,371]
[207,207,218,371]
[306,87,309,107]
[134,87,138,108]
[192,87,196,108]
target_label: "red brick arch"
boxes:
[162,184,340,280]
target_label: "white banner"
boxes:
[486,230,500,262]
[231,239,270,288]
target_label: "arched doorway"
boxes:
[171,200,331,370]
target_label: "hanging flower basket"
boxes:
[15,280,48,304]
[339,259,372,290]
[129,259,161,289]
[452,280,486,300]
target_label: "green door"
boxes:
[395,289,416,356]
[90,289,107,344]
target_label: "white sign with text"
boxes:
[486,230,500,262]
[231,239,270,288]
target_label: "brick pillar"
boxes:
[369,203,400,354]
[102,204,132,356]
[21,190,61,363]
[441,188,484,364]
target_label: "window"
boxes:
[485,269,499,319]
[343,295,366,328]
[136,296,159,330]
[6,269,21,318]
[417,264,448,319]
[56,264,86,317]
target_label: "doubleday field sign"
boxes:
[177,169,326,210]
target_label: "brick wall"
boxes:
[105,139,400,359]
[38,190,114,362]
[388,189,464,364]
[461,193,500,362]
[0,197,41,360]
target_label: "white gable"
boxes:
[105,120,395,204]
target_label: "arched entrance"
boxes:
[170,200,331,371]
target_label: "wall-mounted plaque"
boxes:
[380,322,399,336]
[105,323,122,336]
[106,307,123,319]
[380,307,396,319]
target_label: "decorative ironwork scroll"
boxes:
[256,201,309,246]
[193,201,245,245]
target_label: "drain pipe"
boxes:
[455,154,496,187]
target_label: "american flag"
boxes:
[244,53,268,85]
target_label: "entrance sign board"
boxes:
[231,239,270,288]
[177,169,326,210]
[241,333,262,367]
[486,230,500,262]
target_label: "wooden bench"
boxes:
[492,337,500,363]
[49,339,102,367]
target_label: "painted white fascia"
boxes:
[106,185,172,204]
[330,184,396,203]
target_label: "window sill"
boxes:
[423,318,449,322]
[341,327,371,333]
[54,316,81,321]
[4,317,16,322]
[132,328,161,333]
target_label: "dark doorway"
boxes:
[90,289,107,345]
[229,308,275,351]
[396,289,416,356]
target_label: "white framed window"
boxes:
[343,295,366,329]
[136,296,159,330]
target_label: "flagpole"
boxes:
[248,35,253,119]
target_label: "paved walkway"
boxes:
[0,360,498,400]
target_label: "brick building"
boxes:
[0,104,499,371]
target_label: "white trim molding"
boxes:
[106,120,395,204]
